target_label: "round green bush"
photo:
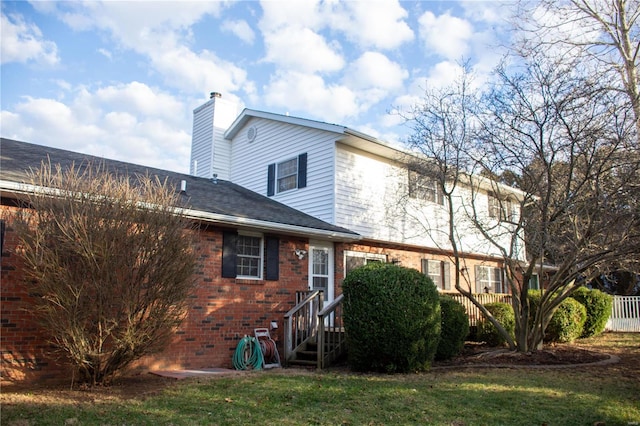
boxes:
[436,296,470,361]
[477,302,515,347]
[570,287,613,338]
[545,297,587,343]
[342,263,441,373]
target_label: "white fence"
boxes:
[606,296,640,332]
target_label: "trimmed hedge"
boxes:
[436,296,469,361]
[342,263,441,373]
[477,302,515,347]
[545,297,587,343]
[570,287,613,338]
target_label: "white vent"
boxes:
[180,180,187,192]
[247,126,257,142]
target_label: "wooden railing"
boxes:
[317,294,346,369]
[283,290,323,365]
[444,292,513,326]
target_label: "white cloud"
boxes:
[263,71,358,123]
[1,12,59,65]
[344,52,407,91]
[97,48,112,60]
[258,0,326,33]
[221,19,255,44]
[331,1,414,49]
[342,52,408,111]
[1,82,192,173]
[36,1,248,96]
[262,26,344,73]
[418,11,473,60]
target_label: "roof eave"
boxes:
[0,180,361,243]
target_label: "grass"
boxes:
[2,333,639,426]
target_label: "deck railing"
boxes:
[317,294,346,369]
[283,290,323,364]
[444,292,513,326]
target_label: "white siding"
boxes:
[334,143,522,259]
[190,96,241,179]
[229,118,338,223]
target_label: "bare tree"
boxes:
[14,161,197,385]
[404,52,640,352]
[515,0,640,141]
[476,51,640,351]
[402,65,518,349]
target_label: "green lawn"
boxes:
[3,333,639,426]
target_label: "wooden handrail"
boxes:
[283,290,323,365]
[284,290,322,319]
[317,294,346,369]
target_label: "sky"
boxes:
[1,1,515,174]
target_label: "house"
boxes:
[190,93,526,300]
[0,137,360,382]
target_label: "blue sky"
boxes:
[1,1,514,173]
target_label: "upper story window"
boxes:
[488,192,517,222]
[267,153,307,196]
[277,157,298,193]
[408,169,444,205]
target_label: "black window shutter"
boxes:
[297,153,307,189]
[265,236,279,281]
[267,163,275,196]
[222,231,238,278]
[475,265,482,294]
[443,262,451,290]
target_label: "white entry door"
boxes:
[308,241,334,303]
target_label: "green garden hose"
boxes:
[232,336,264,370]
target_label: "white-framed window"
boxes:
[488,192,518,222]
[236,234,263,279]
[408,169,443,205]
[277,157,298,193]
[475,265,505,294]
[344,251,387,275]
[421,259,451,290]
[488,192,501,219]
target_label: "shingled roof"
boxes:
[0,138,360,241]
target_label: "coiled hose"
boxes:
[232,336,264,370]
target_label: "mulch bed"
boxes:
[435,342,610,367]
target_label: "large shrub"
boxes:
[571,287,613,338]
[342,263,441,373]
[436,296,469,361]
[477,302,515,347]
[546,297,587,343]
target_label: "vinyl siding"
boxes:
[334,143,522,258]
[229,117,337,223]
[190,97,241,180]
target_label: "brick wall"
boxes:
[0,204,311,382]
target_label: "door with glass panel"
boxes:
[308,241,334,303]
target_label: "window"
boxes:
[529,274,540,290]
[488,192,501,219]
[475,265,505,294]
[421,259,451,290]
[267,153,307,196]
[408,169,443,205]
[221,232,279,280]
[344,251,387,275]
[236,235,263,278]
[488,192,518,222]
